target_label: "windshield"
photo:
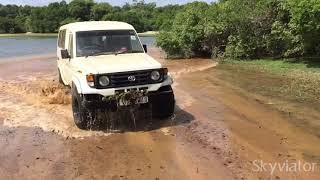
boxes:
[76,30,144,57]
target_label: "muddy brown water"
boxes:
[0,48,320,179]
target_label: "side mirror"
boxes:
[143,44,147,53]
[61,49,70,59]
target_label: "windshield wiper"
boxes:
[115,50,144,55]
[85,50,144,58]
[85,51,114,58]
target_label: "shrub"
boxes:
[156,2,209,58]
[157,0,320,60]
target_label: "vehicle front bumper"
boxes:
[81,85,174,110]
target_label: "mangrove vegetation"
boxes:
[0,0,182,33]
[157,0,320,59]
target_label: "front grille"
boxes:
[96,69,164,89]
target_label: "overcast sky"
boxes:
[0,0,215,6]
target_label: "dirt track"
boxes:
[0,48,320,180]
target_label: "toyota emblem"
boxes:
[128,75,136,82]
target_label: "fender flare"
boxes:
[161,75,173,87]
[72,76,83,94]
[58,68,68,85]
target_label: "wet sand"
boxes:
[0,48,320,179]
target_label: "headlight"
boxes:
[99,76,110,86]
[150,70,160,81]
[86,74,95,87]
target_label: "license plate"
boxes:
[119,96,148,106]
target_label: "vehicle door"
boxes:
[63,32,75,84]
[57,29,69,84]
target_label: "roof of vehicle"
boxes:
[59,21,135,32]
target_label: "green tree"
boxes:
[69,0,94,21]
[0,17,24,33]
[157,2,209,58]
[154,5,183,31]
[91,3,113,20]
[28,7,46,33]
[0,0,183,34]
[157,0,320,59]
[284,0,320,56]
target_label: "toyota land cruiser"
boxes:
[57,21,175,129]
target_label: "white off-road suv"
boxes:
[57,21,175,129]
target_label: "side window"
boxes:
[58,31,62,47]
[69,34,74,58]
[58,30,66,49]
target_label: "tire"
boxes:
[58,69,65,85]
[151,86,175,119]
[71,84,90,129]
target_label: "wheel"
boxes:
[58,69,65,85]
[151,86,175,119]
[71,84,90,129]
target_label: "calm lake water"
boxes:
[0,36,156,59]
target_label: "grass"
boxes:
[222,58,320,73]
[218,58,320,103]
[216,58,320,136]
